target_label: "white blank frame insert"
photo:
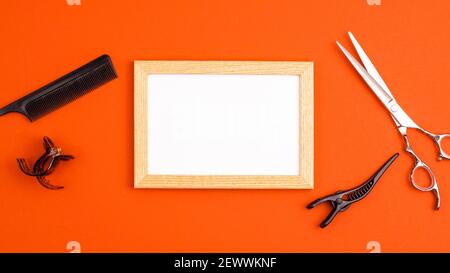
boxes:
[134,61,313,189]
[148,74,299,175]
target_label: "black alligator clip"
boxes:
[307,153,399,228]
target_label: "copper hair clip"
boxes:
[17,136,74,190]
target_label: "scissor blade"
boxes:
[336,41,393,107]
[337,40,419,129]
[348,32,394,98]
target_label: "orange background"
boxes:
[0,0,449,253]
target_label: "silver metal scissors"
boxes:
[336,32,450,209]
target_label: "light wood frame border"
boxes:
[134,61,313,189]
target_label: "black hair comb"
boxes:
[0,54,117,121]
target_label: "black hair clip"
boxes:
[307,153,399,228]
[17,136,74,190]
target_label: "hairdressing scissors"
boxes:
[336,32,450,209]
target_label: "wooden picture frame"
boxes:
[134,61,313,189]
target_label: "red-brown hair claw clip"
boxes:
[17,136,74,190]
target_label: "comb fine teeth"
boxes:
[25,57,117,121]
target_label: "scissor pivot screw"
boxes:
[390,104,399,112]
